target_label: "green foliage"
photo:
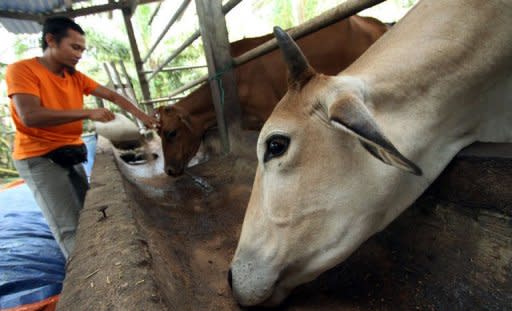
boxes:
[273,1,294,29]
[134,4,153,51]
[0,104,16,181]
[82,27,131,88]
[302,0,319,21]
[14,37,30,57]
[0,63,6,85]
[13,35,40,57]
[84,29,131,62]
[133,3,207,99]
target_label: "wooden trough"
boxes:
[57,131,511,310]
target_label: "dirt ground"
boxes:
[57,136,511,310]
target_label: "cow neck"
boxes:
[175,84,218,133]
[344,0,512,186]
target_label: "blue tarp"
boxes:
[0,134,97,309]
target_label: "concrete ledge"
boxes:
[57,137,168,311]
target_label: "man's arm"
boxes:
[90,86,158,129]
[13,93,115,128]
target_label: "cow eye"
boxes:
[165,130,177,140]
[264,135,290,162]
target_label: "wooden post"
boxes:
[195,0,241,154]
[109,62,141,126]
[121,7,153,113]
[95,97,105,108]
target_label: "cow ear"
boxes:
[178,113,193,131]
[328,96,422,176]
[273,26,316,89]
[171,105,194,131]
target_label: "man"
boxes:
[5,16,158,259]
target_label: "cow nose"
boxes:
[228,268,233,289]
[166,167,175,176]
[165,166,182,176]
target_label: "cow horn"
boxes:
[273,26,315,89]
[329,95,423,176]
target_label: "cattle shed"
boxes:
[1,1,511,310]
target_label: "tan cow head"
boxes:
[229,27,422,307]
[157,105,202,176]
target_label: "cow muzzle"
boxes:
[165,164,184,177]
[228,259,285,307]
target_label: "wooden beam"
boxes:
[195,0,241,154]
[124,0,139,17]
[148,2,162,25]
[140,96,187,106]
[109,61,140,124]
[0,11,42,22]
[121,7,154,113]
[119,61,138,102]
[63,0,73,10]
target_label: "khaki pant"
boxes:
[14,156,89,259]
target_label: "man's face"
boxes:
[50,29,86,69]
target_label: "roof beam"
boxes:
[0,0,160,23]
[0,11,41,22]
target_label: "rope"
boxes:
[207,65,234,109]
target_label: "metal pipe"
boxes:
[109,62,134,121]
[147,31,201,82]
[140,96,187,105]
[146,0,243,82]
[149,74,208,102]
[122,8,153,113]
[141,64,207,74]
[103,62,116,88]
[109,62,129,98]
[142,0,191,63]
[148,2,162,26]
[119,61,138,102]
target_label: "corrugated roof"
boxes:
[0,0,80,34]
[0,17,41,34]
[0,0,64,14]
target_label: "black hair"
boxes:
[41,16,85,51]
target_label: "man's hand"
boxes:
[139,113,160,130]
[87,108,115,122]
[90,86,160,129]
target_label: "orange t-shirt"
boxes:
[6,57,99,160]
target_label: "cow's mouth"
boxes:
[231,275,283,307]
[164,164,184,176]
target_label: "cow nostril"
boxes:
[166,168,174,176]
[228,269,233,289]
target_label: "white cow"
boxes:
[229,0,512,307]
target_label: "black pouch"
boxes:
[44,144,88,167]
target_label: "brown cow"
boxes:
[157,15,388,176]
